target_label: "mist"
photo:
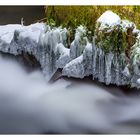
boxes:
[0,55,140,134]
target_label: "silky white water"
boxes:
[0,55,140,134]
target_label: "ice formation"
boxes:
[0,11,140,88]
[0,23,69,79]
[70,25,87,60]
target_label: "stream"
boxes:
[0,6,140,134]
[0,53,140,134]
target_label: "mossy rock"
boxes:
[95,11,138,56]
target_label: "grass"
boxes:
[45,6,140,34]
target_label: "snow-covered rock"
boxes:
[70,26,87,60]
[97,10,121,28]
[0,23,69,79]
[83,43,93,76]
[63,55,85,78]
[56,43,70,68]
[37,27,68,78]
[0,11,140,88]
[121,20,135,31]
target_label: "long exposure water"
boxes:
[0,6,140,134]
[0,54,140,134]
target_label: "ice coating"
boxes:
[63,55,85,78]
[0,23,69,79]
[0,11,140,88]
[70,25,87,60]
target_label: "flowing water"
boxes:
[0,54,140,134]
[0,7,140,134]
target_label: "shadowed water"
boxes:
[0,6,45,25]
[0,55,140,134]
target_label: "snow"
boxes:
[0,23,45,44]
[136,47,140,54]
[137,78,140,84]
[63,43,93,78]
[62,55,85,78]
[37,27,69,78]
[56,43,70,68]
[83,43,93,76]
[75,25,86,39]
[0,24,22,43]
[121,20,135,29]
[0,21,133,86]
[57,43,69,55]
[70,25,87,60]
[97,10,121,27]
[0,11,140,88]
[122,65,131,78]
[133,29,140,36]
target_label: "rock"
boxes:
[0,11,140,88]
[70,25,87,60]
[62,55,85,78]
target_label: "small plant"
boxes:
[95,15,137,56]
[47,18,56,28]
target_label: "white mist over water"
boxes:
[0,56,140,134]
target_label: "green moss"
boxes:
[45,6,138,54]
[45,6,140,33]
[95,25,126,53]
[47,18,56,27]
[94,20,137,55]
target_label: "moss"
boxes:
[46,18,56,27]
[94,20,137,55]
[45,6,140,32]
[45,6,139,55]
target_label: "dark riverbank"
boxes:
[0,6,45,25]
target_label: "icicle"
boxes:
[83,43,93,76]
[98,48,105,83]
[105,52,114,85]
[70,26,87,60]
[92,43,98,79]
[0,21,139,88]
[56,43,70,68]
[113,54,120,85]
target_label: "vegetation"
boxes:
[45,6,140,34]
[95,20,137,54]
[45,6,140,56]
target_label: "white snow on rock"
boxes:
[0,23,69,79]
[62,43,93,78]
[121,20,136,32]
[122,65,131,78]
[70,25,87,60]
[0,23,45,44]
[62,55,85,78]
[18,23,46,43]
[0,24,22,43]
[137,78,140,84]
[83,43,93,76]
[37,26,69,78]
[0,11,140,88]
[97,10,121,27]
[56,43,70,68]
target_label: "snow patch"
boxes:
[97,10,121,27]
[63,55,85,78]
